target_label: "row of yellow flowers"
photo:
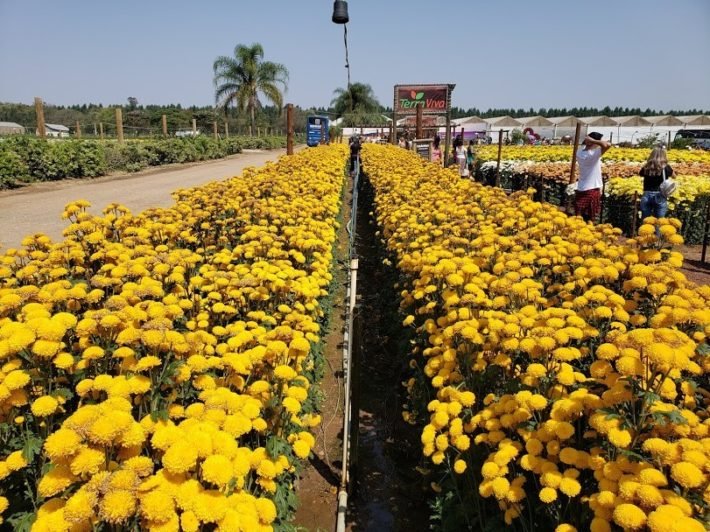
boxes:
[0,145,347,530]
[475,145,710,165]
[361,144,710,531]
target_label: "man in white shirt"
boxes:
[574,131,611,222]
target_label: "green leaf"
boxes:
[22,434,43,462]
[415,92,424,100]
[7,511,36,532]
[150,409,169,422]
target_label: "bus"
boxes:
[306,115,329,147]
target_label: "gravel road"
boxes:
[0,148,291,250]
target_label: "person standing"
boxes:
[574,131,611,222]
[349,135,361,175]
[454,136,467,177]
[639,145,673,221]
[432,135,442,165]
[466,140,476,177]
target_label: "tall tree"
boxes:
[330,82,385,126]
[213,43,289,134]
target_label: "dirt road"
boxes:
[0,148,291,250]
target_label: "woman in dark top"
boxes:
[639,145,673,221]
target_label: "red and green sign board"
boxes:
[395,84,450,114]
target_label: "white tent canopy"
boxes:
[548,116,583,127]
[677,115,710,126]
[517,116,554,127]
[581,116,618,126]
[646,115,684,126]
[484,116,522,127]
[611,116,651,127]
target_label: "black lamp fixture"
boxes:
[331,1,351,89]
[332,0,349,24]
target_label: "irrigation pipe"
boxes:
[336,157,360,532]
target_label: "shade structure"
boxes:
[452,115,487,125]
[677,115,710,126]
[581,116,618,126]
[611,116,652,126]
[484,115,522,127]
[645,115,684,126]
[548,116,584,127]
[517,115,554,127]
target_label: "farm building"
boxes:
[0,121,25,135]
[39,124,71,138]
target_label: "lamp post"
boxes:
[332,1,352,109]
[631,130,639,145]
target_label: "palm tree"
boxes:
[330,82,385,126]
[213,43,289,134]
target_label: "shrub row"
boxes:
[0,136,288,189]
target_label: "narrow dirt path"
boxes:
[0,148,295,250]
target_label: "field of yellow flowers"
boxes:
[474,146,710,243]
[0,145,347,530]
[362,144,710,531]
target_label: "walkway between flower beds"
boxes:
[0,148,294,250]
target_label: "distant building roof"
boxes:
[45,123,70,132]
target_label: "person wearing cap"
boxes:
[574,131,611,222]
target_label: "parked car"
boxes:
[674,129,710,150]
[175,130,201,138]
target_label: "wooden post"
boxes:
[99,122,104,140]
[224,122,229,137]
[701,199,710,263]
[115,108,124,143]
[34,97,46,139]
[93,123,97,136]
[667,130,672,148]
[569,123,582,184]
[631,192,639,236]
[75,121,81,139]
[286,104,294,155]
[495,130,503,187]
[162,114,168,136]
[415,105,423,139]
[213,121,218,140]
[609,132,613,144]
[460,127,465,144]
[192,119,197,135]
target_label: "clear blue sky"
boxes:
[1,0,709,112]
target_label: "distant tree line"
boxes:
[0,101,318,136]
[2,100,707,136]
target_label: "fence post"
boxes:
[701,199,710,263]
[162,114,168,136]
[75,121,81,139]
[115,108,124,143]
[213,121,218,140]
[99,122,104,140]
[667,130,672,148]
[286,104,294,155]
[192,119,197,135]
[495,130,503,187]
[224,122,229,138]
[631,192,639,236]
[34,97,46,139]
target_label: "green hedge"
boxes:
[0,135,288,188]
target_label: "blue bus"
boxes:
[306,115,329,147]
